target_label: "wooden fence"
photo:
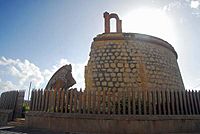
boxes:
[30,89,200,115]
[0,90,25,119]
[0,91,18,110]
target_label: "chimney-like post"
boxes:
[103,12,122,33]
[104,12,110,33]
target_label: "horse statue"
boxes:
[45,64,76,90]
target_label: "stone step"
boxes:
[7,118,25,126]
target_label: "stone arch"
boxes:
[104,12,122,33]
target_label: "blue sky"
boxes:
[0,0,200,99]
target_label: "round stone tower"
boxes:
[85,12,185,91]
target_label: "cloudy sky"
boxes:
[0,0,200,99]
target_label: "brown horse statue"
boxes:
[45,64,76,90]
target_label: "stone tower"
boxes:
[85,12,185,91]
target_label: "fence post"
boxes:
[123,90,126,115]
[157,90,161,115]
[74,89,78,113]
[92,90,96,114]
[186,90,192,115]
[88,90,91,114]
[78,89,83,114]
[53,90,57,112]
[171,90,175,115]
[128,88,131,115]
[44,90,49,112]
[138,90,142,115]
[69,89,73,113]
[107,89,111,115]
[175,90,180,115]
[38,89,42,111]
[41,89,45,111]
[30,90,35,111]
[147,90,152,115]
[113,89,117,114]
[196,91,200,114]
[118,91,121,115]
[152,90,157,115]
[162,90,166,115]
[83,90,86,114]
[194,91,199,114]
[60,90,65,113]
[48,90,53,112]
[56,89,61,112]
[97,89,101,114]
[182,90,188,115]
[178,90,184,115]
[166,90,171,115]
[143,90,147,115]
[65,90,69,113]
[102,89,106,114]
[35,90,39,111]
[36,90,40,111]
[190,90,195,114]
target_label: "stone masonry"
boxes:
[85,12,185,91]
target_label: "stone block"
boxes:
[98,73,103,77]
[104,73,110,77]
[105,77,111,81]
[118,78,123,82]
[125,68,131,73]
[110,63,116,68]
[124,63,129,68]
[108,82,114,87]
[111,56,115,60]
[102,81,107,86]
[114,68,119,72]
[114,52,119,56]
[104,63,109,68]
[115,82,120,87]
[96,81,100,86]
[117,73,122,77]
[111,73,116,77]
[112,78,117,82]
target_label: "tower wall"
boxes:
[85,33,184,91]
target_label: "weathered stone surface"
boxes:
[102,81,107,86]
[85,33,185,91]
[45,64,76,90]
[26,112,200,133]
[108,82,114,87]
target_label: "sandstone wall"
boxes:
[26,112,200,133]
[85,33,184,91]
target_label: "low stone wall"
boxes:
[26,112,200,133]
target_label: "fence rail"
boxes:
[30,89,200,115]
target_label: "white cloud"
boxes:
[0,57,44,88]
[162,1,186,11]
[162,0,200,11]
[0,56,86,99]
[0,79,18,94]
[191,0,200,8]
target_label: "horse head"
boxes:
[45,64,76,90]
